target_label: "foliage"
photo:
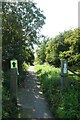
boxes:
[17,62,29,86]
[2,72,18,118]
[35,64,80,119]
[22,61,29,72]
[2,1,46,118]
[2,64,29,118]
[2,1,46,71]
[35,37,49,64]
[36,28,80,68]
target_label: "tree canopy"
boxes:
[2,1,46,71]
[36,28,80,69]
[36,37,49,64]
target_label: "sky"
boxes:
[33,0,79,38]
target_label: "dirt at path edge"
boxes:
[17,66,54,119]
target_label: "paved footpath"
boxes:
[17,66,54,119]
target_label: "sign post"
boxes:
[10,59,18,106]
[60,59,68,93]
[61,59,68,76]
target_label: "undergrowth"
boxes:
[35,64,80,119]
[2,62,29,118]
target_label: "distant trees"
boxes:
[2,1,46,71]
[36,28,80,68]
[36,38,49,64]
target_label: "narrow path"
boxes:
[17,66,53,119]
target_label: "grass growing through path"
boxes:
[35,64,80,119]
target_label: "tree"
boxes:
[45,33,68,66]
[37,28,80,68]
[2,1,46,71]
[36,37,49,64]
[63,28,80,67]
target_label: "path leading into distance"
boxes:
[17,66,53,119]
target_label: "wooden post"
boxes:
[10,68,17,105]
[10,59,18,105]
[60,59,68,93]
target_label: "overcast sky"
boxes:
[33,0,79,38]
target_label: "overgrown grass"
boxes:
[35,64,80,119]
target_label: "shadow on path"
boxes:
[17,66,53,119]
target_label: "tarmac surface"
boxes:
[17,66,54,119]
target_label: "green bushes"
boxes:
[2,89,18,118]
[22,62,29,72]
[35,64,80,119]
[17,62,29,86]
[2,71,18,118]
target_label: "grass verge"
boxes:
[35,64,80,119]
